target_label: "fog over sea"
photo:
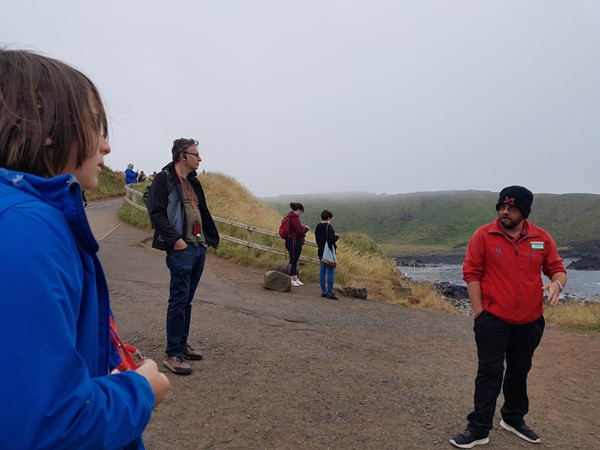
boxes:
[400,259,600,303]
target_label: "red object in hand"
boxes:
[109,316,143,373]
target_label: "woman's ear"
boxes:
[44,137,53,146]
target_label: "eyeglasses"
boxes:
[497,204,519,213]
[183,151,200,159]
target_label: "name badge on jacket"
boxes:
[530,241,544,251]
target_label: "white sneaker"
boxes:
[291,280,301,287]
[294,279,304,286]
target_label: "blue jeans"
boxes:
[319,260,335,294]
[467,311,544,436]
[165,244,206,356]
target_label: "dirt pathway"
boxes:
[90,200,600,449]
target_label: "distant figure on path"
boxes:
[284,202,309,286]
[138,170,147,183]
[125,163,138,184]
[0,48,169,450]
[315,210,339,299]
[450,185,567,449]
[148,138,219,375]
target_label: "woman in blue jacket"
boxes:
[125,164,139,184]
[0,49,169,449]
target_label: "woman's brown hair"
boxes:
[0,49,108,177]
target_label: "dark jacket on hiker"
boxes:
[149,162,219,251]
[315,222,339,259]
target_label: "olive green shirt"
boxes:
[181,178,205,244]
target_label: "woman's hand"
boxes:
[135,359,170,406]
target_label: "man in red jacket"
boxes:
[450,186,567,449]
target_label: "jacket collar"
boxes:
[162,161,198,181]
[0,168,98,253]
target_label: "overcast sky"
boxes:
[2,1,599,197]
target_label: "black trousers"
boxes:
[467,311,545,436]
[285,239,302,276]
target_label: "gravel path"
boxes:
[90,200,600,449]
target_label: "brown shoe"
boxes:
[183,344,204,361]
[163,356,193,375]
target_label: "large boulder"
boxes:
[341,286,368,299]
[271,260,291,275]
[264,270,291,292]
[434,282,469,300]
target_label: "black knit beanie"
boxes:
[496,185,533,218]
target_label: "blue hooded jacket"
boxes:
[125,168,138,184]
[0,169,154,449]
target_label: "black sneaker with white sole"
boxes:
[450,430,489,448]
[500,419,541,444]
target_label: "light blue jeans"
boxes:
[319,260,335,295]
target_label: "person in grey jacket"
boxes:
[148,138,219,375]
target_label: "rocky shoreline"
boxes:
[427,280,595,314]
[395,239,600,270]
[567,255,600,270]
[432,282,471,314]
[395,253,466,267]
[396,243,600,311]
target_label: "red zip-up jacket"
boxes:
[463,218,566,324]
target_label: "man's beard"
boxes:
[499,214,523,230]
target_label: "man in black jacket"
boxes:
[148,138,219,375]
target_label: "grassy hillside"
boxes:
[119,173,454,311]
[85,167,125,200]
[264,191,600,255]
[116,171,453,312]
[92,171,600,257]
[528,194,600,245]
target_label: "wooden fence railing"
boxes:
[124,184,319,264]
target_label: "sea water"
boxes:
[400,259,600,302]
